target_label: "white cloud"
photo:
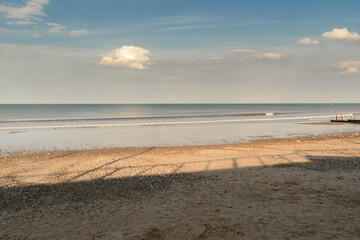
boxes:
[204,56,224,60]
[47,22,67,33]
[206,49,285,61]
[337,61,360,74]
[0,28,8,32]
[204,49,254,61]
[69,29,88,37]
[322,28,360,42]
[257,52,285,59]
[32,33,41,38]
[230,49,255,54]
[99,45,151,70]
[7,20,36,25]
[46,23,88,37]
[297,37,320,45]
[0,0,49,21]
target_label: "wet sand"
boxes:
[1,133,360,239]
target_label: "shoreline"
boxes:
[1,130,359,158]
[1,132,360,239]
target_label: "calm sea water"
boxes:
[0,104,359,154]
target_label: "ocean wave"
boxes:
[0,112,284,124]
[0,114,351,131]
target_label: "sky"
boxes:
[0,0,360,103]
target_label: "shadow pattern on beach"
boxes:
[68,147,155,182]
[277,156,360,172]
[1,155,359,211]
[1,149,360,240]
[55,147,360,182]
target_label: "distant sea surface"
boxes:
[1,104,360,154]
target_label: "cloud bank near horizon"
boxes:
[338,61,360,74]
[0,41,359,103]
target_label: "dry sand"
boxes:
[1,133,360,239]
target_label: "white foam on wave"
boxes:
[0,114,353,131]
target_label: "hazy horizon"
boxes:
[0,102,360,105]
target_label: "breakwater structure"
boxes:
[331,114,360,124]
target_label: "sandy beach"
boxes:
[2,0,360,238]
[1,133,360,239]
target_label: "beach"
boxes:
[1,133,360,239]
[2,0,360,238]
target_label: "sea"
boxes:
[0,104,359,155]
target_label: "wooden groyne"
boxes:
[331,119,360,124]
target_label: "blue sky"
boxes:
[0,0,360,103]
[1,0,360,48]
